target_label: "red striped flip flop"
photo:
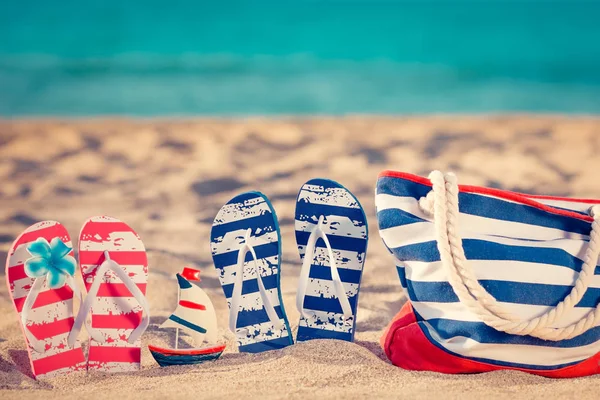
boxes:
[78,216,150,373]
[5,221,86,379]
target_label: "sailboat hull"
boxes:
[148,344,226,367]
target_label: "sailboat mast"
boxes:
[175,286,180,350]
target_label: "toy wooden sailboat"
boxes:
[149,267,225,367]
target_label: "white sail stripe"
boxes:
[299,310,354,333]
[160,317,206,345]
[172,304,210,328]
[298,186,360,208]
[159,318,177,330]
[212,199,271,226]
[376,193,589,241]
[381,221,593,262]
[303,278,359,300]
[80,264,148,283]
[237,321,290,346]
[412,301,600,330]
[295,217,367,239]
[211,230,279,256]
[78,231,144,251]
[424,321,600,367]
[403,260,600,288]
[298,246,365,272]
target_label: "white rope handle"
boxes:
[229,229,283,333]
[420,170,600,341]
[73,251,150,344]
[22,275,84,352]
[296,215,353,320]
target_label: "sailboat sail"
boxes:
[160,273,219,345]
[149,268,225,368]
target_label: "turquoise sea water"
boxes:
[1,1,599,116]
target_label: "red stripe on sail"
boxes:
[14,286,74,313]
[91,312,143,329]
[88,345,141,363]
[32,347,85,376]
[79,251,147,266]
[179,300,206,310]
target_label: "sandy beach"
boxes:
[1,116,600,399]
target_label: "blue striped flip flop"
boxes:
[210,191,293,353]
[294,178,368,342]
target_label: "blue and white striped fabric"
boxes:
[376,171,600,370]
[210,191,293,353]
[295,178,368,342]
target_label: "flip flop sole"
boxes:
[5,221,86,378]
[210,191,293,353]
[79,216,148,372]
[295,179,368,342]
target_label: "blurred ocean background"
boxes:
[1,0,599,116]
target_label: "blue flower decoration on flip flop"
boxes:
[25,238,77,289]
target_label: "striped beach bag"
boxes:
[376,170,600,377]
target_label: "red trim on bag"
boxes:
[382,302,600,378]
[378,170,596,222]
[510,192,600,204]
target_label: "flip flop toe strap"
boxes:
[73,251,150,344]
[229,228,283,333]
[296,215,353,320]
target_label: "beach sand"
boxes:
[1,116,600,399]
